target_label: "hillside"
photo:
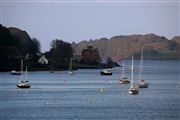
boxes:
[8,27,33,56]
[0,24,41,71]
[73,33,180,60]
[171,36,180,46]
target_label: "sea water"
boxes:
[0,60,179,120]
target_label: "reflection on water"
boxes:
[0,60,180,120]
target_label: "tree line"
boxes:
[44,39,73,70]
[0,24,73,71]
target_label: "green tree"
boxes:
[50,39,73,69]
[29,38,41,54]
[0,24,21,71]
[0,24,42,71]
[27,38,41,68]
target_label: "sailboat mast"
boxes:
[69,57,72,71]
[130,54,134,84]
[120,61,124,79]
[141,48,144,72]
[20,59,23,81]
[138,48,143,83]
[122,62,125,77]
[25,66,27,81]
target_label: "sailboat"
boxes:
[119,61,130,84]
[11,70,21,75]
[16,59,30,88]
[11,67,21,75]
[138,48,148,88]
[68,57,75,75]
[128,54,139,94]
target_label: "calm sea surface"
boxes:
[0,60,180,120]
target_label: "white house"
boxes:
[38,55,48,64]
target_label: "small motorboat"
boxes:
[100,69,112,75]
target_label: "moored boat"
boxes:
[129,84,139,94]
[120,78,130,84]
[16,59,31,89]
[68,57,75,75]
[68,71,75,75]
[119,62,130,84]
[129,54,139,95]
[138,80,148,88]
[100,69,112,75]
[138,48,149,88]
[17,80,30,88]
[11,70,21,75]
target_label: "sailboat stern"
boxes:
[129,84,139,94]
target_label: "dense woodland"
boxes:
[0,24,41,71]
[44,39,73,70]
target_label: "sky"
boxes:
[0,0,179,52]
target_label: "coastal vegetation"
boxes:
[0,24,179,71]
[45,39,73,70]
[0,24,40,71]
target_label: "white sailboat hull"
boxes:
[11,70,21,75]
[119,79,130,84]
[128,90,139,94]
[17,81,30,88]
[138,82,149,88]
[68,71,75,75]
[129,84,139,94]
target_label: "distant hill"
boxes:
[73,33,180,60]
